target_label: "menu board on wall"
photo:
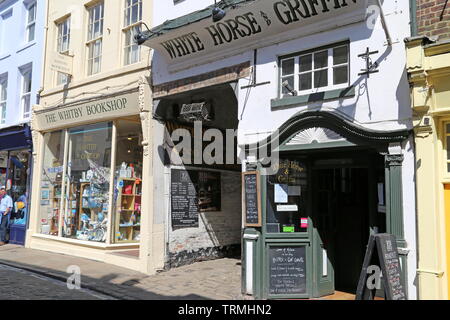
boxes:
[171,169,221,230]
[242,171,262,227]
[269,246,307,295]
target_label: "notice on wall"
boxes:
[269,246,307,296]
[243,171,262,227]
[171,169,221,230]
[274,184,288,203]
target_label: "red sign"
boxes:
[301,218,308,229]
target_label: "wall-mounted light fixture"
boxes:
[134,22,154,45]
[212,0,226,22]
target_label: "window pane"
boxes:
[446,124,450,133]
[28,23,35,42]
[22,94,30,115]
[333,65,348,85]
[113,118,143,243]
[40,131,66,236]
[314,51,328,69]
[299,54,312,72]
[266,159,308,234]
[314,69,328,88]
[0,80,7,100]
[299,73,312,91]
[333,46,348,65]
[63,122,112,242]
[281,76,294,96]
[281,58,294,76]
[1,102,5,124]
[57,72,69,85]
[28,4,36,23]
[447,136,450,160]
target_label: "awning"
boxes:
[143,0,368,67]
[0,124,32,151]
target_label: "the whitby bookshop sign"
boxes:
[35,91,140,131]
[150,0,367,63]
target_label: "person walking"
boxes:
[0,186,13,246]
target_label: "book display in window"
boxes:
[114,176,142,243]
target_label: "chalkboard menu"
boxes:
[269,246,307,295]
[243,172,262,227]
[356,234,407,300]
[171,169,221,230]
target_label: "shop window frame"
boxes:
[39,122,116,245]
[37,119,144,247]
[278,41,350,98]
[263,160,311,238]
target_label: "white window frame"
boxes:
[57,17,71,54]
[20,67,32,120]
[25,2,37,43]
[56,17,71,85]
[0,75,7,124]
[279,43,350,97]
[86,2,104,76]
[123,0,142,66]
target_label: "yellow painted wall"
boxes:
[407,38,450,300]
[39,0,152,110]
[444,184,450,298]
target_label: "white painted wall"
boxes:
[151,0,417,298]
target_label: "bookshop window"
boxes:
[113,118,143,243]
[63,122,112,242]
[40,130,66,236]
[266,159,308,233]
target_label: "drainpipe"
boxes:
[37,0,50,105]
[376,0,393,46]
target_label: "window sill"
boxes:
[0,53,11,61]
[32,233,140,249]
[16,41,37,54]
[271,86,355,110]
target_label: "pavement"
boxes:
[0,245,244,300]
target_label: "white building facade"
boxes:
[143,0,417,299]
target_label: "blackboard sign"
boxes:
[171,169,221,230]
[356,234,407,300]
[243,171,262,227]
[171,169,199,229]
[269,246,307,295]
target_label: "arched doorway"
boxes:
[242,111,410,299]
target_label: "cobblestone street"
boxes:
[0,245,243,300]
[0,264,110,300]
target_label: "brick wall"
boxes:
[168,170,242,268]
[417,0,450,40]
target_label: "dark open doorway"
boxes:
[313,167,370,293]
[310,151,385,297]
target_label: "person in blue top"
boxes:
[0,186,13,246]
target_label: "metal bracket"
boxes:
[358,47,379,78]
